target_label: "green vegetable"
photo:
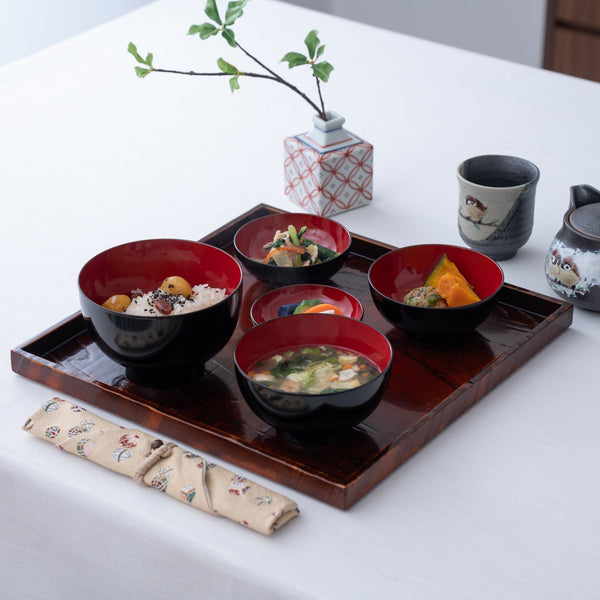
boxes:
[299,346,322,355]
[288,225,300,246]
[427,293,443,307]
[316,243,339,261]
[293,299,322,314]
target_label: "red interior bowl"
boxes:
[234,314,392,444]
[78,239,243,387]
[250,284,363,325]
[368,244,504,339]
[79,239,241,303]
[233,213,351,285]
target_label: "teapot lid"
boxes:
[569,204,600,238]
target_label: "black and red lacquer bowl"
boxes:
[78,239,243,387]
[250,283,364,325]
[233,213,351,286]
[368,244,504,339]
[233,314,393,445]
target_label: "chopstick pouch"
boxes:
[23,398,299,535]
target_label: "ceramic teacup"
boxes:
[457,155,540,260]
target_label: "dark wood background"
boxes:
[545,0,600,82]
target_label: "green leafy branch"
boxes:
[128,0,334,120]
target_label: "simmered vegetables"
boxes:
[403,287,448,308]
[263,225,339,267]
[404,253,481,308]
[435,272,480,307]
[424,253,471,289]
[249,345,380,394]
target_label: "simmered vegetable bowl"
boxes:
[249,345,380,394]
[263,225,339,267]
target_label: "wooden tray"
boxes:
[11,204,573,509]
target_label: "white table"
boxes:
[2,1,599,598]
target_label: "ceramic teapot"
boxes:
[545,185,600,311]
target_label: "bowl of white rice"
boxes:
[78,238,243,387]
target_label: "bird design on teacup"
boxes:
[458,195,500,235]
[465,195,488,222]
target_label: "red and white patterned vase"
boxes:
[283,111,373,217]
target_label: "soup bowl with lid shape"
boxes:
[78,238,243,387]
[368,243,504,339]
[233,314,393,445]
[233,213,351,286]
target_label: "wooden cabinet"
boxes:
[544,0,600,82]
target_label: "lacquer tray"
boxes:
[11,204,573,509]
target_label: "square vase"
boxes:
[283,112,373,217]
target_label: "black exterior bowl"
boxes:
[233,213,351,286]
[250,283,364,325]
[368,244,504,339]
[78,239,243,387]
[233,314,392,445]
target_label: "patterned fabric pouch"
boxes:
[23,398,299,535]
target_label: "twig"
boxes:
[315,77,326,118]
[154,60,326,119]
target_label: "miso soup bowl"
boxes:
[78,238,243,387]
[368,244,504,339]
[233,314,393,445]
[233,213,351,286]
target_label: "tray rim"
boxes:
[11,203,574,509]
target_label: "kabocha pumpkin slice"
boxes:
[424,253,471,289]
[435,273,481,307]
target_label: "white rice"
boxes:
[125,283,228,316]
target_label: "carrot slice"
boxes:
[264,246,306,264]
[301,303,343,315]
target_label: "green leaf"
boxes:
[217,57,238,74]
[281,51,308,68]
[224,0,248,26]
[312,61,334,82]
[134,66,151,78]
[315,44,325,59]
[221,27,236,47]
[187,23,219,39]
[304,30,320,59]
[229,75,240,92]
[128,42,146,64]
[145,52,153,67]
[204,0,222,25]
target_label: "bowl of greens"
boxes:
[233,213,351,286]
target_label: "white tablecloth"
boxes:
[2,0,599,598]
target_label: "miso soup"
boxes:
[248,345,380,394]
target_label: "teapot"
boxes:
[545,185,600,311]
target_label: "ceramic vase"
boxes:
[283,111,373,217]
